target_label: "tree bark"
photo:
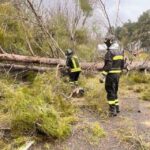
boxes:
[0,53,150,71]
[0,63,53,72]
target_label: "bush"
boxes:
[0,73,76,139]
[126,72,150,84]
[142,89,150,101]
[80,76,108,114]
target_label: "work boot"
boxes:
[109,105,117,117]
[116,105,120,113]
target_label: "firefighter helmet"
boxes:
[65,49,73,56]
[104,34,116,48]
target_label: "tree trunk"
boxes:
[0,63,53,72]
[0,53,150,71]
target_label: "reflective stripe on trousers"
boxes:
[108,99,119,106]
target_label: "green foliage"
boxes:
[121,72,150,102]
[0,1,96,60]
[79,0,92,15]
[127,72,150,84]
[83,122,106,145]
[90,122,106,138]
[75,28,88,44]
[0,3,27,54]
[115,10,150,50]
[0,73,75,139]
[137,10,150,48]
[80,76,108,114]
[76,44,93,61]
[142,89,150,101]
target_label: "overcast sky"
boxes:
[43,0,149,22]
[41,0,150,29]
[108,0,150,23]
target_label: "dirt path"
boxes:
[31,93,150,150]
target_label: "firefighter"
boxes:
[100,36,124,116]
[65,49,81,86]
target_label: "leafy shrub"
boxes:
[0,73,75,139]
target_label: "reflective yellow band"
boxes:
[109,70,121,73]
[115,99,119,103]
[102,71,108,75]
[108,100,116,105]
[72,58,77,68]
[115,99,119,105]
[70,82,74,84]
[71,68,81,72]
[71,56,81,72]
[113,55,123,60]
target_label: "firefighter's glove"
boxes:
[99,74,106,83]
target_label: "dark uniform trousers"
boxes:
[102,48,124,114]
[69,71,81,84]
[105,74,120,107]
[66,55,81,85]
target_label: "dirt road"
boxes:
[33,93,149,150]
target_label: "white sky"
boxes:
[107,0,150,24]
[42,0,150,23]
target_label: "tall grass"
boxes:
[0,73,76,139]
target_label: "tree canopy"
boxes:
[115,10,150,51]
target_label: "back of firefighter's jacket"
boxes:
[102,43,124,75]
[66,55,81,72]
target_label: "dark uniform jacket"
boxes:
[66,55,81,73]
[102,44,124,75]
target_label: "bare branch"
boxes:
[98,0,113,33]
[26,0,65,58]
[0,45,7,54]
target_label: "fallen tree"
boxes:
[0,63,52,72]
[0,53,150,72]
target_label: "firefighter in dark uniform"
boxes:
[100,37,124,116]
[65,49,81,85]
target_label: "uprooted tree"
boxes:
[0,1,149,73]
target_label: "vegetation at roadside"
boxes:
[0,73,75,139]
[0,71,150,149]
[116,117,150,150]
[0,72,107,149]
[120,72,150,101]
[83,122,106,145]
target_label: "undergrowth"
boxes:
[83,122,106,145]
[79,75,108,114]
[0,73,75,140]
[120,72,150,101]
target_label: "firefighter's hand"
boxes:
[99,74,106,83]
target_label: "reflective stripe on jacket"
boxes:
[102,48,124,75]
[66,55,81,72]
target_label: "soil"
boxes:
[31,93,150,150]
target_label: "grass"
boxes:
[116,117,150,150]
[79,75,108,115]
[83,122,106,145]
[0,71,150,149]
[142,89,150,101]
[120,72,150,101]
[0,73,76,140]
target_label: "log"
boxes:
[0,53,65,65]
[0,53,150,71]
[0,53,104,71]
[0,63,53,72]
